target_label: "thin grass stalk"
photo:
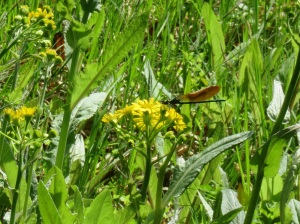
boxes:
[244,46,300,223]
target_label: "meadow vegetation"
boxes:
[0,0,300,223]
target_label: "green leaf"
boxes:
[70,92,107,131]
[80,0,101,13]
[287,199,300,224]
[65,19,93,50]
[201,2,225,75]
[84,189,115,224]
[114,206,135,224]
[70,13,148,108]
[264,124,300,177]
[212,189,245,223]
[267,80,290,124]
[143,60,172,99]
[72,185,85,224]
[55,0,75,19]
[0,138,30,212]
[238,38,263,99]
[162,131,253,207]
[38,181,64,224]
[212,207,244,224]
[88,10,106,61]
[47,167,75,224]
[280,149,300,223]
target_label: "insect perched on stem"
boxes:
[161,85,225,105]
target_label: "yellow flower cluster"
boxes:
[102,98,186,132]
[27,6,56,30]
[39,48,63,64]
[13,5,56,32]
[4,106,36,123]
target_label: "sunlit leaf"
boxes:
[267,80,290,124]
[280,149,300,223]
[201,2,225,75]
[38,181,64,224]
[212,189,245,224]
[264,124,300,177]
[85,189,115,224]
[162,131,253,207]
[288,199,300,224]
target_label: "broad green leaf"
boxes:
[238,39,263,94]
[162,131,253,207]
[46,92,106,167]
[65,19,94,50]
[178,165,203,223]
[267,80,290,124]
[143,60,172,99]
[287,199,300,224]
[47,167,75,224]
[84,189,114,224]
[70,13,148,108]
[70,92,107,131]
[69,134,85,165]
[114,207,135,224]
[280,149,300,223]
[72,185,84,224]
[38,181,64,224]
[201,2,225,75]
[264,124,300,177]
[0,138,30,212]
[0,139,18,189]
[212,189,245,224]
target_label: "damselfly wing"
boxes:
[161,86,224,105]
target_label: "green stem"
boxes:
[10,147,23,224]
[55,108,71,169]
[153,141,178,224]
[23,161,33,221]
[55,45,81,169]
[244,45,300,223]
[141,139,152,202]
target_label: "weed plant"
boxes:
[0,0,300,223]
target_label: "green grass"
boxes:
[1,0,300,223]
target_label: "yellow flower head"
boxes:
[3,106,36,125]
[102,113,117,123]
[102,98,186,132]
[27,6,56,28]
[20,106,36,119]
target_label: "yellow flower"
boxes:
[27,6,56,28]
[102,98,186,132]
[3,106,36,125]
[45,48,57,56]
[114,105,134,120]
[20,106,36,119]
[102,113,117,123]
[132,98,161,114]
